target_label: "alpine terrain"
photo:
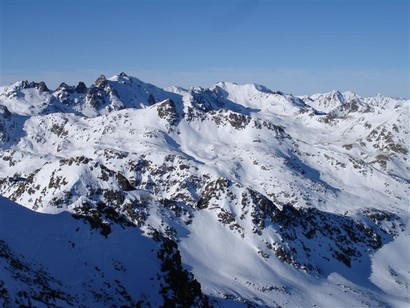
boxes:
[0,73,409,307]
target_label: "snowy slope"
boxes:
[0,196,208,307]
[0,73,409,307]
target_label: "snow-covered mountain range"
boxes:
[0,73,409,307]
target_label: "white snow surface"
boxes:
[0,196,163,307]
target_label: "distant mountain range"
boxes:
[0,73,409,307]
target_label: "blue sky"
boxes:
[1,0,409,97]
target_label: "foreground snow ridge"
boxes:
[0,73,409,307]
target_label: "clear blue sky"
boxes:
[1,0,409,97]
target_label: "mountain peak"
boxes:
[57,82,70,90]
[75,81,87,94]
[94,74,107,87]
[112,72,130,81]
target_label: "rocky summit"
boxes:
[0,73,409,307]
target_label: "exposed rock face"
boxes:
[39,81,49,92]
[30,81,49,93]
[269,205,400,272]
[95,74,107,88]
[75,81,87,94]
[157,99,180,127]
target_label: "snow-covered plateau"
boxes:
[0,73,409,307]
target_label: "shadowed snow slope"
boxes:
[0,196,208,307]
